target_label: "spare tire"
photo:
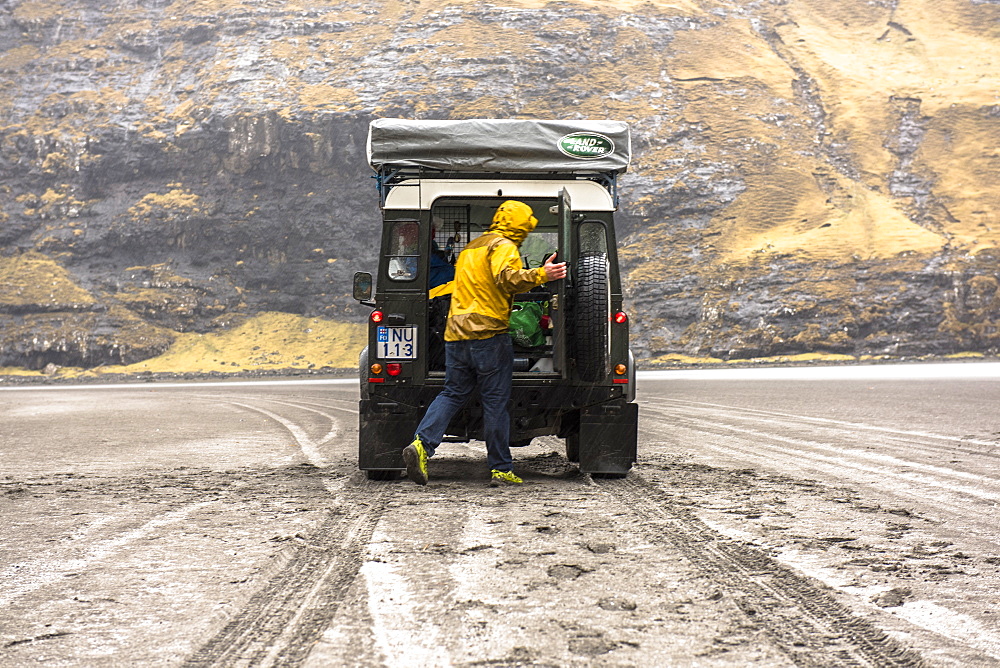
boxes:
[574,253,611,382]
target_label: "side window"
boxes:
[520,231,557,270]
[386,220,419,282]
[579,221,608,256]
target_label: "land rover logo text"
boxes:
[558,132,615,159]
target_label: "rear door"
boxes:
[552,188,573,377]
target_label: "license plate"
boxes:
[376,326,418,359]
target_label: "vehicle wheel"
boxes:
[565,432,580,463]
[575,253,611,382]
[366,469,399,481]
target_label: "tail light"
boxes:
[614,364,627,375]
[370,363,383,375]
[370,310,384,323]
[386,363,402,377]
[614,311,628,324]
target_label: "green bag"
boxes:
[509,301,546,347]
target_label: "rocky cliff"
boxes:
[1,0,998,373]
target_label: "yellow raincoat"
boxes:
[444,200,548,341]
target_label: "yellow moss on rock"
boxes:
[0,366,45,377]
[944,351,986,360]
[771,0,1000,198]
[0,46,41,72]
[915,106,1000,252]
[0,251,96,308]
[11,0,61,25]
[90,312,366,375]
[718,164,946,262]
[128,189,202,220]
[938,275,1000,347]
[115,287,200,318]
[648,353,725,366]
[736,352,858,365]
[670,19,796,99]
[299,85,363,112]
[45,39,110,64]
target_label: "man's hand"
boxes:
[542,253,567,282]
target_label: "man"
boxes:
[428,224,455,290]
[403,200,567,487]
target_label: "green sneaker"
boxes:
[489,469,523,487]
[402,437,429,485]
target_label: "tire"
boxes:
[575,253,611,382]
[565,432,580,463]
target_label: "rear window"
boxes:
[431,198,561,270]
[387,220,419,281]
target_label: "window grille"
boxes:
[431,205,471,264]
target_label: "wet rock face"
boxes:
[1,0,998,369]
[1,101,379,366]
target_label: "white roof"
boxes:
[383,179,616,211]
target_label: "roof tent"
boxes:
[367,119,631,174]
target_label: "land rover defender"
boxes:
[353,119,637,479]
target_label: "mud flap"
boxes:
[578,401,638,475]
[358,399,421,471]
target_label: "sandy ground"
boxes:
[1,370,999,666]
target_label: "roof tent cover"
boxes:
[367,119,631,174]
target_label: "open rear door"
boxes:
[552,188,573,377]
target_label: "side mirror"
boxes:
[353,272,373,302]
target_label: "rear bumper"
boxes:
[359,383,636,474]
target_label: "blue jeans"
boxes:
[415,333,514,471]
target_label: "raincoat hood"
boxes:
[487,200,538,246]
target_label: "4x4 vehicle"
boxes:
[353,119,637,479]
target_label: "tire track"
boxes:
[657,398,1000,460]
[639,402,1000,519]
[220,396,355,468]
[308,454,799,667]
[658,408,1000,503]
[0,501,215,607]
[244,398,348,446]
[599,475,926,668]
[178,392,378,666]
[311,450,925,667]
[182,477,391,668]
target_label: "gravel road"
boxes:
[1,366,998,666]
